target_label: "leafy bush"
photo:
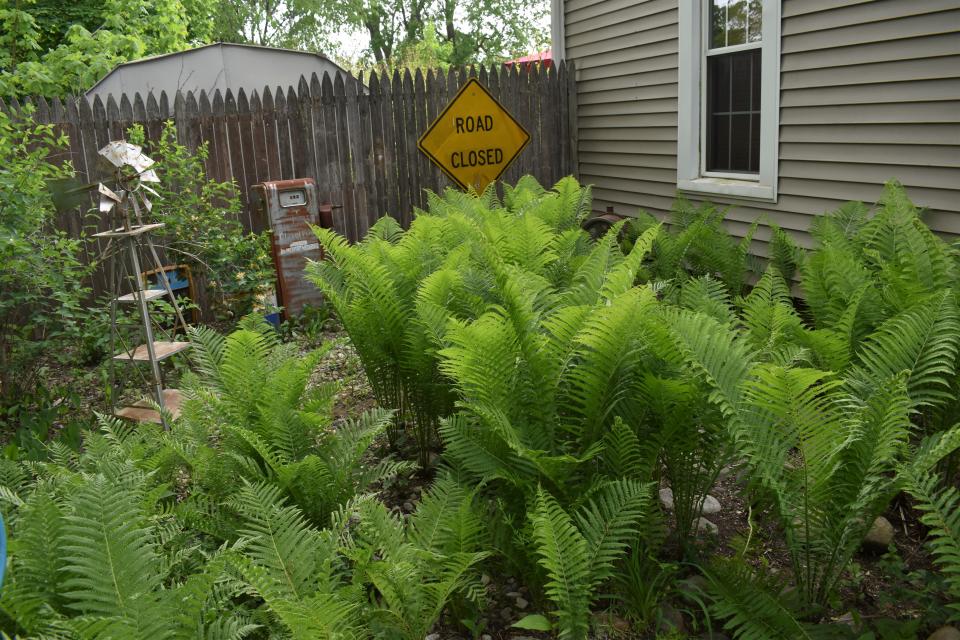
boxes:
[129,122,275,319]
[309,176,594,465]
[0,319,481,638]
[179,316,413,526]
[4,175,960,639]
[0,107,93,414]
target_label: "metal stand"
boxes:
[95,221,190,429]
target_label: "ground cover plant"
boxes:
[1,177,958,639]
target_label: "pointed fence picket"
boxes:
[7,62,577,303]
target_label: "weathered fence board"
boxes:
[11,63,576,300]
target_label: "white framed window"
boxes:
[678,0,780,202]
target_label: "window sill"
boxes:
[677,177,777,203]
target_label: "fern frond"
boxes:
[229,482,333,601]
[530,487,592,640]
[900,470,960,619]
[849,290,960,409]
[60,474,172,638]
[704,559,814,640]
[574,479,651,588]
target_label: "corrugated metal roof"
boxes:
[86,42,351,98]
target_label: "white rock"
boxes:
[928,626,960,640]
[863,516,894,551]
[696,517,718,536]
[700,494,722,515]
[659,487,675,510]
[425,634,440,640]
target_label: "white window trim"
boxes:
[677,0,780,203]
[551,0,566,62]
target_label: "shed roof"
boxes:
[86,42,351,100]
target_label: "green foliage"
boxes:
[181,316,412,525]
[4,175,960,638]
[309,176,595,466]
[128,122,275,319]
[703,558,820,640]
[0,107,93,413]
[901,469,960,621]
[0,0,207,97]
[0,321,478,639]
[530,481,651,639]
[333,0,549,67]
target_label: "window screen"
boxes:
[706,48,761,173]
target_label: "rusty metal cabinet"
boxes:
[251,178,333,318]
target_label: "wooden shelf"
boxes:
[117,288,167,303]
[113,340,190,362]
[115,389,183,424]
[92,223,165,238]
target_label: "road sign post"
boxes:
[417,78,530,193]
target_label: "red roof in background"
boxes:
[504,49,553,68]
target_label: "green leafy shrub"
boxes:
[308,176,594,465]
[129,122,275,319]
[0,107,93,416]
[0,321,481,639]
[177,316,414,527]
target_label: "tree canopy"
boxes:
[0,0,549,97]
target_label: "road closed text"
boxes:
[450,147,504,168]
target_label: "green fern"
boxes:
[530,487,593,639]
[704,558,818,640]
[901,469,960,620]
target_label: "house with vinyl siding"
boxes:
[550,0,960,251]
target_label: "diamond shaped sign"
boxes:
[418,78,530,193]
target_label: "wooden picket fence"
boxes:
[2,61,577,243]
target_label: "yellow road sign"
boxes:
[418,78,530,193]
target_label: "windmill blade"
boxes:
[47,176,99,214]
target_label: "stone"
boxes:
[696,517,719,536]
[500,606,513,621]
[928,627,960,640]
[678,575,708,603]
[480,573,491,586]
[701,494,722,515]
[862,516,894,552]
[425,634,440,640]
[402,501,414,513]
[611,616,631,633]
[659,487,675,510]
[515,596,529,610]
[481,635,492,640]
[594,612,631,633]
[657,602,686,634]
[505,591,521,598]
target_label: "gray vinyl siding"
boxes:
[563,0,960,251]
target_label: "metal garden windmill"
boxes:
[91,141,191,429]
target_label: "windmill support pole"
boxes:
[125,236,167,422]
[130,196,189,333]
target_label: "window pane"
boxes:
[710,0,760,49]
[750,114,761,171]
[747,0,762,42]
[710,0,728,48]
[726,0,746,46]
[730,53,752,111]
[730,114,752,169]
[706,48,761,173]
